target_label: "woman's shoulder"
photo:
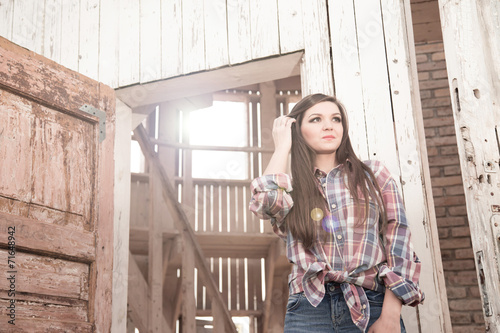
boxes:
[362,159,393,182]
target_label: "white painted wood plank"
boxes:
[60,0,80,72]
[381,1,451,331]
[277,0,304,54]
[99,0,120,88]
[112,99,132,333]
[300,0,333,95]
[79,0,100,80]
[439,0,500,329]
[204,0,229,69]
[119,0,140,86]
[182,0,205,74]
[161,0,183,78]
[328,0,368,160]
[353,0,399,176]
[43,0,62,63]
[0,0,14,40]
[250,0,279,59]
[11,0,44,53]
[227,0,252,64]
[140,0,162,83]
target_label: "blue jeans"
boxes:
[284,283,406,332]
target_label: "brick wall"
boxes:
[415,41,486,332]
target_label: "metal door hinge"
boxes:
[79,104,106,142]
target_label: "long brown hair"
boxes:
[285,94,387,249]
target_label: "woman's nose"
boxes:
[323,121,333,130]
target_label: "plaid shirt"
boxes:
[249,160,424,332]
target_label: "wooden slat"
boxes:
[227,0,252,64]
[43,0,62,63]
[382,0,451,331]
[0,211,95,261]
[1,318,93,332]
[149,174,163,332]
[353,0,399,173]
[134,124,237,333]
[300,0,334,95]
[262,240,278,333]
[0,0,14,40]
[181,237,197,332]
[182,0,205,73]
[327,0,369,159]
[161,0,183,78]
[230,258,238,311]
[204,0,229,69]
[128,253,149,332]
[78,0,99,79]
[277,0,304,53]
[238,259,246,311]
[11,0,44,53]
[250,0,280,59]
[118,0,140,86]
[99,0,119,87]
[60,0,80,72]
[221,185,229,232]
[213,185,220,232]
[140,0,162,83]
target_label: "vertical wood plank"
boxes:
[352,0,399,173]
[381,1,451,331]
[249,0,279,59]
[149,175,163,332]
[11,0,44,53]
[221,258,229,311]
[43,0,62,63]
[140,0,162,83]
[277,0,304,54]
[0,0,14,40]
[439,0,500,329]
[119,0,140,86]
[181,235,196,333]
[227,0,252,64]
[60,0,80,72]
[220,185,228,232]
[79,0,100,79]
[204,0,229,69]
[213,185,220,232]
[161,0,183,78]
[327,0,369,159]
[238,258,246,311]
[112,99,132,333]
[300,0,333,95]
[99,0,119,88]
[182,0,205,73]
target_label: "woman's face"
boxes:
[300,101,343,155]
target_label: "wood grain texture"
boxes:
[78,0,100,79]
[227,0,252,64]
[60,0,80,72]
[118,0,140,86]
[277,0,304,54]
[161,0,183,77]
[204,0,229,69]
[182,0,206,73]
[140,0,162,83]
[250,0,280,59]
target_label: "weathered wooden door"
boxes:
[0,37,114,331]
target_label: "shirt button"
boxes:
[337,234,342,240]
[322,183,327,188]
[331,203,336,209]
[362,304,367,309]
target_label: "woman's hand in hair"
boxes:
[262,116,296,175]
[272,116,296,153]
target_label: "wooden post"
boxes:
[438,0,500,330]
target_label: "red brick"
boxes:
[449,206,467,216]
[416,53,428,63]
[430,176,464,187]
[439,237,471,249]
[432,69,450,79]
[435,106,453,116]
[472,312,485,324]
[428,155,460,167]
[450,312,472,323]
[440,145,459,155]
[422,96,452,108]
[433,195,466,206]
[433,187,444,197]
[446,286,467,299]
[426,145,438,155]
[449,299,482,311]
[452,325,485,333]
[429,166,441,177]
[434,88,451,97]
[446,185,465,196]
[444,165,462,176]
[440,249,454,259]
[423,116,454,128]
[438,227,449,238]
[416,60,447,71]
[431,51,446,61]
[455,248,474,259]
[415,42,444,54]
[419,79,450,90]
[418,71,430,81]
[426,135,459,147]
[437,216,466,227]
[421,108,435,118]
[451,226,470,237]
[438,125,457,136]
[435,206,446,217]
[469,286,481,298]
[443,259,476,271]
[447,271,479,286]
[425,127,437,138]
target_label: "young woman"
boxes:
[249,94,424,332]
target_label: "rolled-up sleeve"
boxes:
[249,173,294,232]
[377,168,425,306]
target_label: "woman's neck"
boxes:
[314,153,339,173]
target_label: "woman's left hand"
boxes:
[367,314,401,333]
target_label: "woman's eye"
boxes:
[309,117,321,123]
[333,116,342,122]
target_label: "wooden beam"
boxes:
[262,240,279,333]
[128,252,149,333]
[438,0,500,329]
[133,124,237,333]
